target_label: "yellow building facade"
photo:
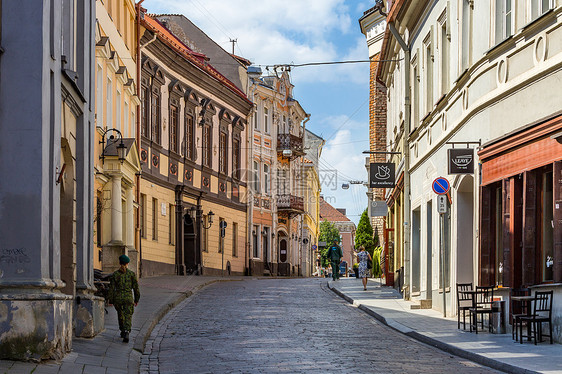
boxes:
[94,0,141,273]
[138,13,252,276]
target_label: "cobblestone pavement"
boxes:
[141,278,500,374]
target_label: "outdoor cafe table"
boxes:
[511,295,534,342]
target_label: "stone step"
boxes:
[410,299,432,309]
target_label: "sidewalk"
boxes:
[329,277,562,374]
[0,275,240,374]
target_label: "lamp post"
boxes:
[99,128,126,165]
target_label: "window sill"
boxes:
[521,9,555,32]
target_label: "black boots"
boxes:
[123,331,129,343]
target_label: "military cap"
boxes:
[119,254,130,264]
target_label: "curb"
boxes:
[327,281,540,374]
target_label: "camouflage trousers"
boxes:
[114,302,134,332]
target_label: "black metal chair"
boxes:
[456,282,473,330]
[469,286,494,334]
[510,287,530,341]
[519,290,553,344]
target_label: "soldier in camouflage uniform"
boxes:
[108,254,140,343]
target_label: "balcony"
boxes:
[277,133,305,157]
[277,194,304,214]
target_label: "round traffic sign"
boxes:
[432,177,450,195]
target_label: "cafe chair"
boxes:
[519,290,553,345]
[456,282,473,330]
[510,287,530,341]
[469,286,494,334]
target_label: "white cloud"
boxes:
[143,0,363,84]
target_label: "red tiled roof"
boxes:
[319,196,350,222]
[142,14,252,105]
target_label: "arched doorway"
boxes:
[456,176,474,284]
[183,213,197,274]
[60,138,75,296]
[278,234,288,276]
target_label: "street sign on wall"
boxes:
[448,148,474,174]
[369,163,395,188]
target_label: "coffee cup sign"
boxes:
[369,163,395,188]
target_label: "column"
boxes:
[111,174,123,243]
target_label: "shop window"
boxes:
[232,222,238,257]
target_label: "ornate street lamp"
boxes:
[99,128,126,165]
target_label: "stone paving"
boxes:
[0,275,228,374]
[141,278,498,374]
[329,277,562,374]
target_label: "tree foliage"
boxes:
[319,220,340,267]
[355,209,375,257]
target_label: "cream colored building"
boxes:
[378,0,562,340]
[94,0,141,273]
[138,13,252,276]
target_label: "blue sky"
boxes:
[142,0,373,224]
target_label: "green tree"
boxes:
[355,209,375,258]
[319,220,340,267]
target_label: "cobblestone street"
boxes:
[141,278,498,374]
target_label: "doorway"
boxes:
[60,138,75,296]
[426,200,433,299]
[183,213,197,274]
[456,176,474,284]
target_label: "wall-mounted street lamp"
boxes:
[99,128,126,165]
[189,206,214,229]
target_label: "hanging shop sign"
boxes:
[369,163,395,188]
[448,148,474,174]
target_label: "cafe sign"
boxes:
[448,148,474,174]
[369,163,395,188]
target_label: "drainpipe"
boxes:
[387,21,411,299]
[135,0,145,277]
[246,79,258,276]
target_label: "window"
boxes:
[96,65,103,126]
[277,168,288,195]
[124,101,129,138]
[264,164,270,194]
[232,222,238,257]
[185,113,194,160]
[232,138,240,179]
[151,89,161,144]
[170,104,179,153]
[203,124,212,168]
[253,109,259,131]
[253,225,259,258]
[412,63,420,127]
[141,85,149,137]
[219,132,228,174]
[107,77,112,128]
[495,0,513,43]
[253,161,260,193]
[152,198,158,241]
[264,107,269,133]
[169,204,175,245]
[531,0,552,21]
[116,89,121,132]
[440,20,450,95]
[140,194,146,238]
[218,218,225,253]
[202,215,208,252]
[425,39,433,115]
[131,109,136,139]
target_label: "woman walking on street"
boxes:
[356,246,372,291]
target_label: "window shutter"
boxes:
[480,185,493,286]
[554,161,562,282]
[523,171,537,286]
[502,178,512,287]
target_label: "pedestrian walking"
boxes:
[108,254,140,343]
[327,240,343,281]
[356,246,372,290]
